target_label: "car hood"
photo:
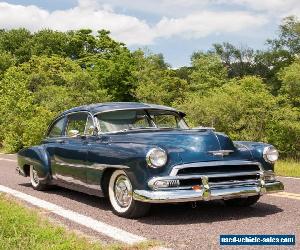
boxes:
[109,129,253,163]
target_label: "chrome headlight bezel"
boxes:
[146,147,168,168]
[263,146,279,163]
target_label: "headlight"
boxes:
[263,146,279,163]
[146,148,167,168]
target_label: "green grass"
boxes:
[0,195,158,250]
[275,159,300,178]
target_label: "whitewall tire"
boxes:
[30,165,47,191]
[108,170,150,218]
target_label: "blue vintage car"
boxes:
[17,102,284,218]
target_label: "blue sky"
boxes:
[1,0,300,67]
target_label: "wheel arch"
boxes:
[101,168,120,197]
[17,145,52,184]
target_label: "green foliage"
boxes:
[78,30,136,101]
[278,60,300,106]
[267,16,300,54]
[211,42,256,78]
[133,51,188,105]
[176,77,276,140]
[275,159,300,177]
[190,52,227,92]
[0,50,15,77]
[0,28,32,63]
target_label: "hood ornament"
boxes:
[208,150,234,156]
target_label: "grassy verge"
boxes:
[275,159,300,178]
[0,195,157,250]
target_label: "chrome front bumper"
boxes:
[133,181,284,203]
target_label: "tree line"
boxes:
[0,16,299,157]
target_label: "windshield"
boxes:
[96,109,188,133]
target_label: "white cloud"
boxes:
[0,0,269,45]
[0,1,155,45]
[96,0,300,18]
[223,0,300,13]
[154,11,267,39]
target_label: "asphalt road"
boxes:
[0,154,299,249]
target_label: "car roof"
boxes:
[60,102,186,116]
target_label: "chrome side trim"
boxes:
[169,160,262,176]
[208,150,234,156]
[54,161,129,170]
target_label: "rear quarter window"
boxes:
[48,118,65,137]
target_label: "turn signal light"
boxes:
[192,185,202,192]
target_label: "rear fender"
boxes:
[17,146,51,184]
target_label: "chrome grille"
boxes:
[177,164,260,176]
[169,161,262,189]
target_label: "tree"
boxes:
[77,30,136,101]
[0,50,15,77]
[189,52,228,92]
[278,60,300,107]
[267,16,300,55]
[211,42,256,78]
[30,29,69,57]
[133,51,188,105]
[0,28,32,63]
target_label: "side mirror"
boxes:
[86,125,98,136]
[68,129,80,137]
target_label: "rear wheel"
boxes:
[223,195,260,207]
[30,165,47,191]
[108,170,150,218]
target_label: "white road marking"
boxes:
[269,192,300,201]
[0,185,146,244]
[0,157,17,162]
[278,176,300,180]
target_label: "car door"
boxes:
[52,112,93,191]
[43,115,67,176]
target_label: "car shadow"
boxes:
[18,183,111,211]
[18,183,283,224]
[138,200,283,225]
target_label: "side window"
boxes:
[66,113,88,137]
[153,114,179,128]
[48,118,65,138]
[84,115,95,135]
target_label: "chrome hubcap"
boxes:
[114,175,132,208]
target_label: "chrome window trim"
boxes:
[94,108,188,134]
[93,107,180,116]
[169,160,263,176]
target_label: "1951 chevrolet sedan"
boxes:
[17,102,284,218]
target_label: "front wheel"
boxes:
[30,165,47,191]
[223,195,260,207]
[108,170,150,218]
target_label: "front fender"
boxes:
[17,145,51,183]
[234,141,275,171]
